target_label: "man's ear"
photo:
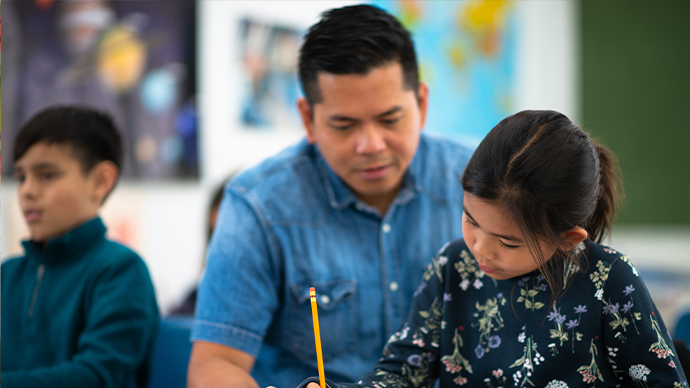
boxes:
[89,160,119,204]
[297,97,317,144]
[562,227,588,250]
[417,82,429,131]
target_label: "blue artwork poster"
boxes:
[371,0,517,147]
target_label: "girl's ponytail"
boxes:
[586,140,624,243]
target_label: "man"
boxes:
[188,5,474,388]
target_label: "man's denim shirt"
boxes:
[192,134,473,388]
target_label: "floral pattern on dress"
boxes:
[576,339,604,384]
[619,254,640,276]
[342,241,688,388]
[472,297,504,357]
[516,275,547,311]
[440,328,472,385]
[590,259,611,300]
[454,249,484,291]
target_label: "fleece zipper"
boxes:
[28,263,46,317]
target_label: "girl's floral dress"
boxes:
[338,239,688,388]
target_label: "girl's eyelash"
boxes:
[500,240,518,250]
[465,215,518,249]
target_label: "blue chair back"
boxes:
[147,316,195,388]
[674,310,690,377]
[676,309,690,344]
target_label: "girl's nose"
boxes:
[473,232,494,261]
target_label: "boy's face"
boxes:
[13,142,102,243]
[298,62,428,214]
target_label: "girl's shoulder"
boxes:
[441,238,470,252]
[580,240,640,280]
[584,240,632,266]
[436,238,472,261]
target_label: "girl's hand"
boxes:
[267,382,321,388]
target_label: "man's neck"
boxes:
[357,183,402,216]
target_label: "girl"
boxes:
[302,110,688,387]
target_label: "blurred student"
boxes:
[187,5,474,388]
[1,106,160,388]
[301,110,688,388]
[170,180,227,316]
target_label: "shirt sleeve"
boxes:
[191,187,281,357]
[344,247,449,388]
[601,254,688,386]
[1,254,159,388]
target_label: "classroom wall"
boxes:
[580,1,690,328]
[0,0,604,314]
[581,1,690,226]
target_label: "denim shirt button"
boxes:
[320,295,331,304]
[389,281,399,292]
[382,224,391,233]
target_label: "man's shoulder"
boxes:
[226,140,330,221]
[418,133,475,170]
[230,140,316,193]
[413,134,475,202]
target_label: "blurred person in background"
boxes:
[170,178,230,316]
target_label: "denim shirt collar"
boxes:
[314,145,420,212]
[22,217,106,265]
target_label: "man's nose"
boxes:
[355,123,386,155]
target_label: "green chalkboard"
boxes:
[581,1,690,224]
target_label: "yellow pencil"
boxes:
[310,287,327,388]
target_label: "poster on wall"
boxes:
[1,0,198,180]
[238,18,302,132]
[372,0,517,146]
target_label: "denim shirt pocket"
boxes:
[289,280,357,362]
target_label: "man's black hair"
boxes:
[298,4,419,105]
[13,105,123,178]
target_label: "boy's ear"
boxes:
[562,227,588,250]
[89,160,119,204]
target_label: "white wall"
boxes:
[1,0,580,313]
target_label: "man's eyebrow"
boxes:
[328,106,403,122]
[375,106,403,118]
[463,205,523,243]
[328,114,358,122]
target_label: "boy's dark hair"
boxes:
[461,110,623,308]
[298,4,419,106]
[13,105,124,194]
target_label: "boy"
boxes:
[1,106,159,388]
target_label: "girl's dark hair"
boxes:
[461,110,623,304]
